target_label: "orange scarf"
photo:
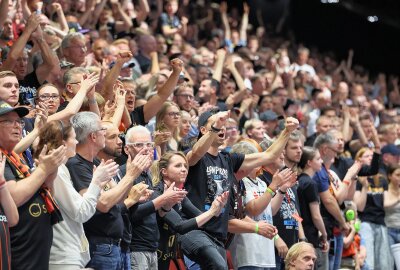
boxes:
[0,149,63,225]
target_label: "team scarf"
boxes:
[0,148,63,225]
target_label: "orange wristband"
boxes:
[343,180,350,186]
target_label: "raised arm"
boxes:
[353,177,369,212]
[49,73,99,122]
[239,2,249,44]
[100,51,132,101]
[51,3,69,33]
[0,14,40,71]
[186,111,229,166]
[212,49,226,83]
[142,58,182,122]
[0,0,9,28]
[31,23,60,84]
[111,0,134,33]
[240,117,299,172]
[220,1,231,41]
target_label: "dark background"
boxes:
[228,0,400,76]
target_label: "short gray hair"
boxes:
[63,67,89,86]
[231,141,259,155]
[61,32,85,50]
[125,125,151,144]
[71,112,101,144]
[313,130,336,149]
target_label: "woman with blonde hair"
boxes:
[155,101,182,153]
[151,151,228,270]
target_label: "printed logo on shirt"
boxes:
[19,85,37,106]
[278,188,299,229]
[0,214,8,222]
[205,165,229,204]
[29,202,47,217]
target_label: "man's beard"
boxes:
[102,146,121,158]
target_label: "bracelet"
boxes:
[299,237,308,242]
[161,207,171,212]
[278,188,286,195]
[266,187,276,198]
[274,234,280,241]
[342,180,350,186]
[255,223,259,234]
[210,124,222,133]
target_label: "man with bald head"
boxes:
[136,34,157,73]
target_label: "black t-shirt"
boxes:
[126,170,160,252]
[155,182,202,270]
[226,178,246,248]
[129,104,146,127]
[297,173,320,248]
[136,53,151,74]
[0,206,11,270]
[262,170,301,248]
[66,154,124,239]
[356,176,387,225]
[4,160,52,270]
[184,151,244,241]
[18,70,41,106]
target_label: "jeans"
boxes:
[130,251,158,270]
[179,230,228,270]
[359,222,393,270]
[316,248,329,270]
[274,254,284,270]
[184,256,201,270]
[120,249,131,270]
[328,234,343,270]
[87,243,122,270]
[388,227,400,247]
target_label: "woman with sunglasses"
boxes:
[34,121,120,270]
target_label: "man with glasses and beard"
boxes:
[66,112,150,270]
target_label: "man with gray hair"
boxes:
[66,112,151,270]
[61,32,88,67]
[122,125,187,270]
[312,130,359,269]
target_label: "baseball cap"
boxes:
[197,109,220,128]
[381,144,400,156]
[0,100,29,118]
[259,110,279,121]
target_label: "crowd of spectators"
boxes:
[0,0,400,270]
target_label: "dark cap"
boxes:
[198,109,220,128]
[260,110,279,121]
[0,100,29,118]
[381,144,400,156]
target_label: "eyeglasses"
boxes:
[167,112,181,118]
[0,119,25,128]
[39,94,60,100]
[126,142,155,149]
[226,126,238,131]
[176,94,194,100]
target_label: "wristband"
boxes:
[255,223,259,234]
[342,180,350,186]
[161,207,171,212]
[274,234,280,241]
[299,237,308,242]
[210,124,222,133]
[278,188,286,195]
[88,98,97,104]
[266,187,276,198]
